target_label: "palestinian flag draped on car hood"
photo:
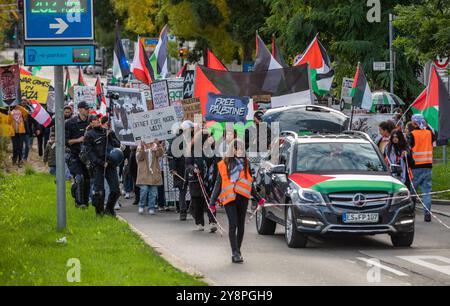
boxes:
[294,35,334,97]
[289,173,405,194]
[194,64,313,115]
[411,65,450,140]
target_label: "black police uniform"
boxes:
[65,115,90,206]
[83,126,121,216]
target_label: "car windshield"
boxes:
[263,108,349,134]
[295,142,387,173]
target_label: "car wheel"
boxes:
[285,206,308,248]
[256,207,276,235]
[391,231,414,247]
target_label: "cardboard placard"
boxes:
[20,74,51,104]
[182,97,201,121]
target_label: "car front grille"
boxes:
[327,192,389,210]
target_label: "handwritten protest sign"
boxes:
[205,93,249,123]
[74,86,97,113]
[20,75,51,104]
[131,106,179,143]
[183,70,195,99]
[168,78,184,102]
[0,65,21,107]
[150,80,170,109]
[182,98,201,121]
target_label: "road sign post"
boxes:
[23,0,95,231]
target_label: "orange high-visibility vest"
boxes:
[411,130,433,165]
[217,160,252,205]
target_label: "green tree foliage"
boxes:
[394,0,450,62]
[263,0,423,101]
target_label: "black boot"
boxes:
[232,250,243,264]
[180,211,187,221]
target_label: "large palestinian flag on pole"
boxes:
[112,21,130,83]
[272,35,288,68]
[64,66,72,100]
[194,64,312,115]
[351,62,372,110]
[254,33,284,72]
[149,25,169,80]
[207,49,228,71]
[295,35,334,96]
[411,64,450,141]
[131,37,154,85]
[77,66,86,86]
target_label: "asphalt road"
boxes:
[118,198,450,286]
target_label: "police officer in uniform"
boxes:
[83,114,122,216]
[65,101,91,208]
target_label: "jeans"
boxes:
[224,194,249,254]
[49,166,56,176]
[412,168,432,213]
[139,185,158,210]
[22,135,31,161]
[11,134,25,164]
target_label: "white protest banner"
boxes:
[167,78,184,102]
[106,86,148,146]
[150,80,170,109]
[74,86,97,113]
[131,105,179,143]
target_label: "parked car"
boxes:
[255,131,415,248]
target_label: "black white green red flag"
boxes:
[351,63,372,110]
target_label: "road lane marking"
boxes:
[357,257,409,276]
[397,256,450,276]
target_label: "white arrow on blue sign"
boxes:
[24,0,94,41]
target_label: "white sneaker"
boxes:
[114,202,121,210]
[124,193,130,199]
[138,207,144,215]
[196,224,205,231]
[148,209,156,215]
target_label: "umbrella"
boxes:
[371,91,405,106]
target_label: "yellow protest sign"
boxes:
[20,75,51,104]
[0,112,12,137]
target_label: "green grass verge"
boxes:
[0,173,206,286]
[432,163,450,200]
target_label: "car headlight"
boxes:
[296,188,326,206]
[392,188,411,205]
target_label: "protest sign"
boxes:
[182,97,201,121]
[74,86,96,113]
[150,80,170,109]
[172,100,184,122]
[131,105,179,143]
[0,64,21,107]
[183,70,195,99]
[46,87,55,113]
[205,93,249,123]
[106,86,148,146]
[130,81,152,102]
[168,78,184,102]
[20,74,51,104]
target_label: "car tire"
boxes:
[285,206,308,248]
[256,207,276,235]
[391,231,414,247]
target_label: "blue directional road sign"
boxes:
[24,0,94,41]
[24,45,95,66]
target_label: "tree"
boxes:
[263,0,423,101]
[394,0,450,62]
[0,0,17,49]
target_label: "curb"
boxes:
[432,200,450,206]
[416,207,450,218]
[116,215,216,286]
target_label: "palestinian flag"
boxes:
[271,35,288,68]
[64,66,72,100]
[253,33,283,72]
[131,37,154,85]
[95,76,107,116]
[295,35,334,96]
[149,25,169,80]
[20,67,31,76]
[411,64,450,140]
[29,100,52,127]
[289,173,405,195]
[194,64,312,115]
[207,49,227,71]
[77,66,86,86]
[351,63,372,110]
[176,63,188,78]
[112,21,130,83]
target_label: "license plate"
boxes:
[343,213,379,224]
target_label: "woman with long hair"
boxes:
[384,129,414,190]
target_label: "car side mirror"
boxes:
[390,164,402,176]
[272,164,287,174]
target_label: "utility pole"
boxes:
[389,13,395,95]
